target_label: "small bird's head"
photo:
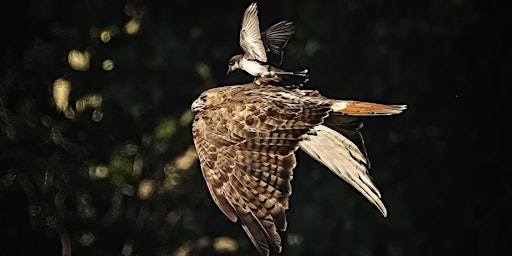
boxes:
[227,55,243,74]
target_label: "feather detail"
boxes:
[331,100,407,116]
[300,125,387,217]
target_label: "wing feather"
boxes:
[261,20,295,66]
[299,124,387,217]
[240,2,267,62]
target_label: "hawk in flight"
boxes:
[191,82,406,256]
[227,2,309,86]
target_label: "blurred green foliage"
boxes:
[0,0,510,255]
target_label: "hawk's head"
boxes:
[191,88,229,112]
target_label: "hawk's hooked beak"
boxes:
[191,99,203,112]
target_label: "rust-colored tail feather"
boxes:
[331,100,407,116]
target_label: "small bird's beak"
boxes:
[226,66,232,75]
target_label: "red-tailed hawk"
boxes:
[191,82,406,256]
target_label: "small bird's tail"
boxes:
[271,68,309,87]
[331,100,407,116]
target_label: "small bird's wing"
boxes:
[261,21,295,66]
[240,2,267,62]
[192,84,332,256]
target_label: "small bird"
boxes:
[227,2,309,86]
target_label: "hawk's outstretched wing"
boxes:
[192,84,331,255]
[240,2,267,62]
[191,83,406,256]
[300,124,387,216]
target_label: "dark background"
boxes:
[1,0,510,255]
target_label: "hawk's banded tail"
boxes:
[331,100,407,116]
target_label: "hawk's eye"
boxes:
[200,95,207,102]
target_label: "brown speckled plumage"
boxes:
[191,82,406,256]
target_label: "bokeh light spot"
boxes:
[100,31,112,43]
[213,236,238,253]
[125,18,140,35]
[67,49,91,71]
[52,78,71,113]
[102,59,114,71]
